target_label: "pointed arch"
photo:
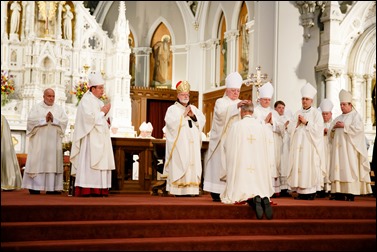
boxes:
[238,2,249,78]
[149,21,173,88]
[147,17,175,46]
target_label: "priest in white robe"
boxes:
[317,98,334,197]
[203,72,250,202]
[1,114,23,191]
[22,88,68,194]
[253,82,281,196]
[163,81,206,196]
[221,102,274,219]
[273,100,293,197]
[287,82,326,200]
[70,73,115,197]
[328,89,372,201]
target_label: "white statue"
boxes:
[10,1,21,34]
[63,4,73,40]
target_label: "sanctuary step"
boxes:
[1,190,375,251]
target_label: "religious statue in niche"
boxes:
[9,1,21,35]
[152,35,171,88]
[129,37,136,86]
[240,16,249,78]
[63,4,73,40]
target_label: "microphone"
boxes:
[188,120,192,128]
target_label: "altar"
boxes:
[111,137,209,193]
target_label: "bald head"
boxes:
[43,88,55,106]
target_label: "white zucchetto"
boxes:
[259,82,274,99]
[225,72,243,89]
[301,82,317,99]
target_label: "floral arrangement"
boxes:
[1,70,15,106]
[71,77,108,106]
[71,78,89,105]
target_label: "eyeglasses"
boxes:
[229,89,240,93]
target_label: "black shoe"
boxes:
[329,193,346,201]
[29,189,40,195]
[316,190,326,198]
[294,194,304,200]
[253,196,263,220]
[210,192,221,202]
[280,189,291,198]
[307,193,315,200]
[262,197,273,220]
[345,194,355,201]
[46,191,62,195]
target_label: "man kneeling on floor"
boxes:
[220,102,274,219]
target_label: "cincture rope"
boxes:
[164,115,183,169]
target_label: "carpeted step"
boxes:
[1,234,376,251]
[2,219,376,242]
[2,204,376,222]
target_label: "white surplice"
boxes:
[329,110,372,195]
[70,92,115,189]
[22,101,68,191]
[203,95,240,194]
[273,112,293,190]
[164,101,206,195]
[322,120,332,192]
[221,115,274,204]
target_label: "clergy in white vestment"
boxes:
[1,114,23,191]
[22,88,68,194]
[70,73,115,197]
[328,89,372,201]
[317,98,334,196]
[253,82,281,196]
[273,100,293,197]
[163,80,206,196]
[287,82,326,200]
[203,72,250,202]
[221,103,274,220]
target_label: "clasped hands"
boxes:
[333,121,344,129]
[46,111,54,122]
[101,103,111,115]
[265,112,273,125]
[184,105,194,117]
[296,114,308,128]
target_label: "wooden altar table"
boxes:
[111,137,209,193]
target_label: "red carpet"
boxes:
[1,189,376,251]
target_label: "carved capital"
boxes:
[322,68,342,79]
[224,29,239,40]
[363,74,373,81]
[294,1,327,41]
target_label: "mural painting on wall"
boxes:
[150,23,172,89]
[129,33,135,86]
